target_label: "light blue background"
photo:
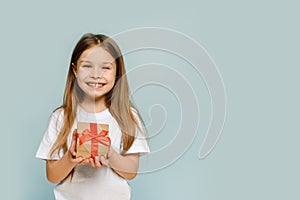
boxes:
[0,0,299,199]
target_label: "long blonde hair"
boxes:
[50,33,141,158]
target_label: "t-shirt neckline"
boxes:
[77,106,109,118]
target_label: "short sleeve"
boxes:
[35,109,64,160]
[125,109,150,155]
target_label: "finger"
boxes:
[68,149,76,158]
[72,128,77,137]
[73,157,83,163]
[94,156,102,168]
[69,129,78,156]
[89,158,96,168]
[81,158,90,164]
[71,129,77,143]
[99,155,109,166]
[107,146,115,159]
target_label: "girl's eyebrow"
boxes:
[79,60,92,64]
[79,60,113,65]
[100,60,114,65]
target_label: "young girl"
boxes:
[36,33,150,200]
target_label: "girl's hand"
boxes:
[84,146,116,168]
[85,157,103,168]
[99,146,116,166]
[68,129,84,164]
[70,129,99,166]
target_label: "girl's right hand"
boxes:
[69,129,105,168]
[68,129,85,164]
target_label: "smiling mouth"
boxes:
[87,82,105,88]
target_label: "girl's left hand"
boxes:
[85,146,116,168]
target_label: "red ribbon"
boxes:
[76,123,110,159]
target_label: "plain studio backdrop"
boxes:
[0,0,299,199]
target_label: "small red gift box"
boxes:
[76,122,110,159]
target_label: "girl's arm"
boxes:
[106,149,139,180]
[46,152,81,184]
[46,130,84,184]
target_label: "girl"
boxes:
[36,33,150,200]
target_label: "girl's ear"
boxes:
[72,63,77,77]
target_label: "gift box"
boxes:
[76,122,110,159]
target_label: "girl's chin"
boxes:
[83,92,107,101]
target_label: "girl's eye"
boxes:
[82,65,92,68]
[102,66,110,70]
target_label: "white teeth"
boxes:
[88,83,104,87]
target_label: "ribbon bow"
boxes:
[76,123,110,159]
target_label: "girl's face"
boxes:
[74,46,116,102]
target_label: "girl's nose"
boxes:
[91,67,105,79]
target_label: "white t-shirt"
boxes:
[36,107,150,200]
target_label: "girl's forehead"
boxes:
[78,46,115,64]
